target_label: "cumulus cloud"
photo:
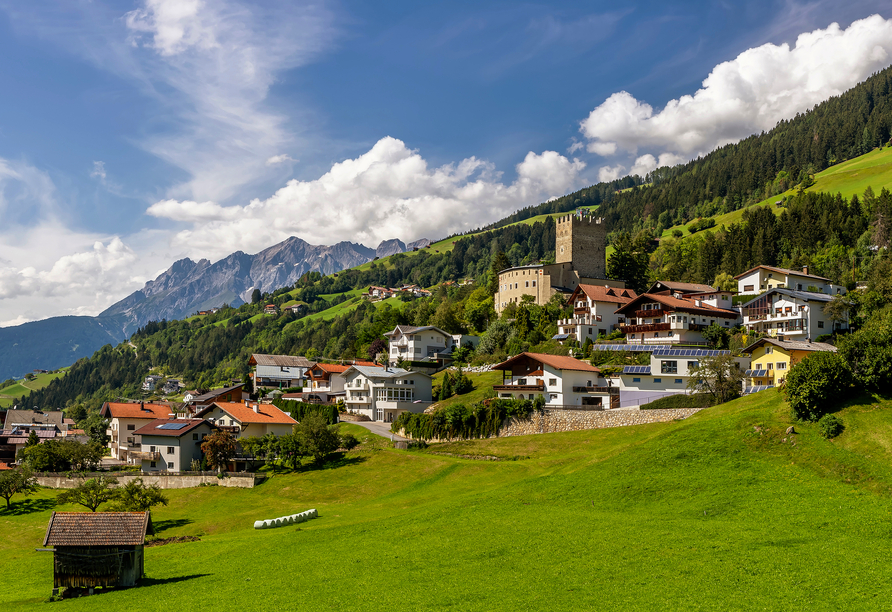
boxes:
[597,164,625,183]
[148,137,586,259]
[583,14,892,172]
[266,154,297,165]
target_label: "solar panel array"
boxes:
[743,385,773,395]
[622,366,652,375]
[745,369,768,377]
[156,422,188,430]
[596,344,671,352]
[652,349,730,357]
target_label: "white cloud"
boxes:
[266,154,297,165]
[597,164,625,183]
[581,14,892,164]
[90,161,107,182]
[148,137,586,259]
[125,0,219,57]
[630,152,686,177]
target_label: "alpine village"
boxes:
[4,39,892,612]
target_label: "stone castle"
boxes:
[494,211,622,313]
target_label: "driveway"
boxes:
[346,420,409,441]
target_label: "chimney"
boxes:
[253,403,259,413]
[245,399,249,407]
[803,266,809,275]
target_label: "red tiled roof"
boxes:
[492,352,601,373]
[132,418,212,437]
[573,284,638,304]
[313,363,351,374]
[197,402,297,425]
[615,293,739,318]
[100,402,176,420]
[44,512,152,547]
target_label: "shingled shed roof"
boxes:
[43,512,152,547]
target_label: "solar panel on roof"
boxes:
[156,422,188,430]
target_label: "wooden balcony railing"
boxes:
[619,323,671,334]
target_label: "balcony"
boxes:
[571,386,619,394]
[493,381,545,392]
[129,451,161,461]
[633,308,668,318]
[218,425,241,434]
[619,322,670,334]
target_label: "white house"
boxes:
[384,325,478,364]
[141,375,163,392]
[133,418,216,472]
[735,265,846,296]
[555,284,638,343]
[194,401,297,439]
[249,354,314,389]
[613,348,750,408]
[342,365,433,423]
[613,290,741,345]
[491,352,618,408]
[100,402,179,464]
[740,288,847,340]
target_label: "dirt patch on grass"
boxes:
[146,535,201,547]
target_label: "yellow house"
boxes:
[741,337,837,392]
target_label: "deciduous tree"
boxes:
[56,476,120,512]
[0,467,38,509]
[687,353,744,404]
[201,431,238,474]
[111,478,168,512]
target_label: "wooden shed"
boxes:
[43,512,153,590]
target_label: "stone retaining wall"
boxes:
[398,407,704,441]
[339,413,371,422]
[500,407,704,436]
[36,473,259,489]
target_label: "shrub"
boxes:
[838,309,892,392]
[392,399,535,440]
[273,399,339,424]
[339,432,360,450]
[785,351,852,421]
[818,414,845,439]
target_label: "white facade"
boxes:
[253,363,307,388]
[735,266,846,296]
[137,420,215,472]
[741,289,847,340]
[343,366,433,422]
[492,353,617,408]
[385,325,477,364]
[617,295,741,345]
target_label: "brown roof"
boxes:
[3,409,64,429]
[249,354,314,368]
[615,293,739,318]
[196,402,297,425]
[573,284,638,305]
[100,402,175,420]
[312,363,351,374]
[734,265,830,282]
[43,512,152,547]
[742,338,838,354]
[648,281,717,294]
[492,352,601,373]
[132,419,213,437]
[189,384,244,404]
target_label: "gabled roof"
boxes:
[647,281,717,294]
[571,284,638,305]
[742,337,838,354]
[615,293,739,318]
[2,409,64,429]
[188,384,244,404]
[734,265,830,282]
[311,363,351,374]
[196,402,297,425]
[344,365,426,379]
[100,402,176,420]
[383,324,452,338]
[44,512,152,547]
[249,354,314,368]
[132,418,213,437]
[492,352,601,373]
[740,287,835,307]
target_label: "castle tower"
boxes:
[555,211,606,278]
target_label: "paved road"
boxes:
[346,420,409,441]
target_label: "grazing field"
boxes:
[0,370,67,408]
[3,393,892,610]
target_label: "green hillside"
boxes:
[0,370,66,409]
[3,391,892,609]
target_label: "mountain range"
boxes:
[0,236,428,380]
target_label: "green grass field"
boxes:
[3,391,892,610]
[428,370,501,410]
[0,370,67,408]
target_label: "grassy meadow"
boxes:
[0,370,67,409]
[3,392,892,610]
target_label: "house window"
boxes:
[193,433,198,440]
[550,394,557,400]
[549,378,557,386]
[127,424,135,431]
[818,321,824,328]
[767,363,773,370]
[688,361,698,370]
[167,462,174,470]
[167,446,174,455]
[150,461,156,468]
[675,379,683,384]
[525,281,529,287]
[744,285,754,292]
[518,378,527,385]
[588,328,592,335]
[654,378,662,383]
[150,446,156,452]
[777,362,787,370]
[661,361,678,374]
[532,281,536,287]
[632,377,641,383]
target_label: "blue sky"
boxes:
[1,0,891,325]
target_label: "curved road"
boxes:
[346,420,408,441]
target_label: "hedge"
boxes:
[272,399,339,424]
[392,399,535,441]
[639,393,719,410]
